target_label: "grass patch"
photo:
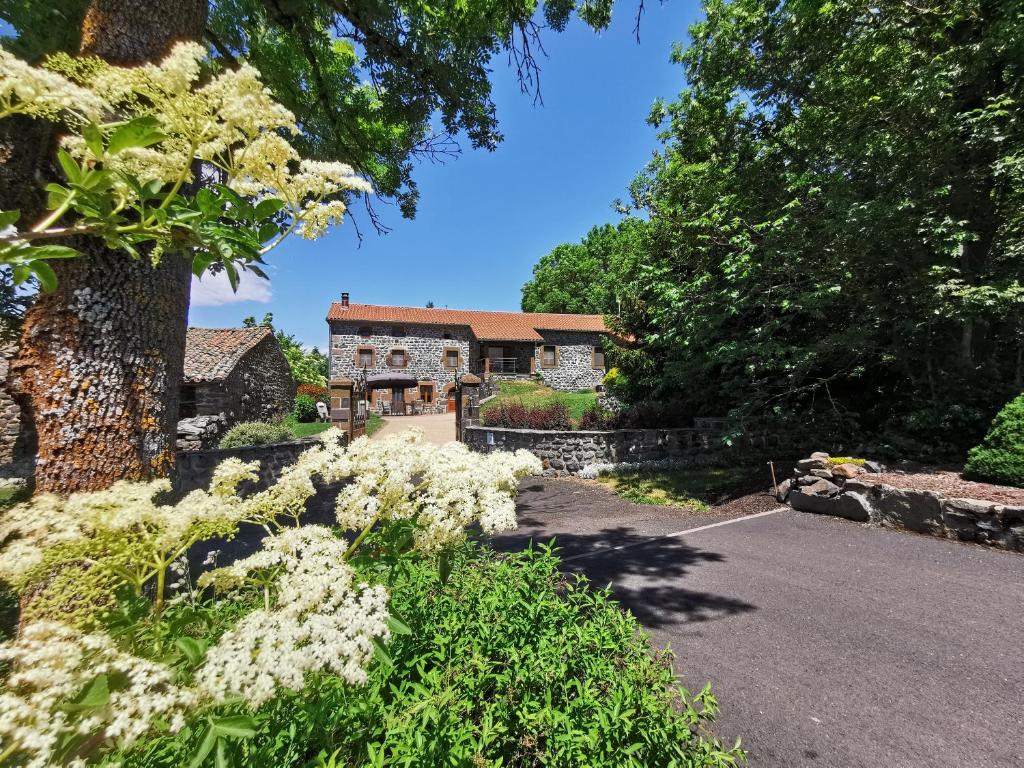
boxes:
[481,380,598,424]
[597,465,762,510]
[366,412,384,436]
[284,418,332,438]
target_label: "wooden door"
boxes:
[392,388,404,414]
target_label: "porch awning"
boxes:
[365,372,418,390]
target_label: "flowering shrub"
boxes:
[218,421,293,449]
[482,401,572,430]
[0,430,540,766]
[292,393,319,423]
[0,43,370,290]
[111,542,743,767]
[296,383,328,400]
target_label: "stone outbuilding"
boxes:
[178,327,293,449]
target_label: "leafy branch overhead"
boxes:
[0,43,371,291]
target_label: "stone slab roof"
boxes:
[326,302,608,342]
[183,327,273,383]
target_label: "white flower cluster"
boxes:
[196,526,389,706]
[58,42,371,241]
[334,430,542,553]
[0,472,253,587]
[0,48,106,123]
[0,622,196,768]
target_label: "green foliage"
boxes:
[117,543,742,768]
[521,220,645,314]
[964,393,1024,487]
[292,394,318,424]
[218,421,293,449]
[243,313,328,387]
[526,0,1024,457]
[365,412,384,437]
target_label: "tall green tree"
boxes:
[0,0,642,492]
[536,0,1023,453]
[521,220,645,314]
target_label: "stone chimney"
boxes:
[340,292,350,308]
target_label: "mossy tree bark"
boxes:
[10,0,207,493]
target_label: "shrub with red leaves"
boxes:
[483,401,571,430]
[297,383,328,400]
[578,404,615,430]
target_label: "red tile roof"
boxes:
[326,303,609,342]
[183,327,273,383]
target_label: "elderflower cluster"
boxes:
[0,622,196,768]
[0,48,107,123]
[50,42,372,239]
[196,526,390,706]
[334,430,542,553]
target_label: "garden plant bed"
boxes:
[595,465,774,515]
[860,470,1024,505]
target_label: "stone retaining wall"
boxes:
[172,436,326,495]
[464,424,770,475]
[783,453,1023,553]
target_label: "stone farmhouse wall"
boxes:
[330,320,473,399]
[0,346,33,474]
[192,335,293,425]
[534,330,606,390]
[464,425,738,475]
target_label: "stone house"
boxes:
[178,327,293,448]
[327,293,610,413]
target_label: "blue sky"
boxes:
[190,2,704,350]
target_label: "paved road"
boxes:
[370,412,456,444]
[494,479,1024,768]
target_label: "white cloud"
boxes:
[191,269,272,306]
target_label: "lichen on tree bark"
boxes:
[9,0,207,493]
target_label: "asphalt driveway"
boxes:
[493,478,1024,768]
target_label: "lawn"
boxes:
[596,465,766,511]
[284,412,384,438]
[481,380,598,423]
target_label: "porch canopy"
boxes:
[365,372,418,391]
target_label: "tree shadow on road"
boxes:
[491,523,755,629]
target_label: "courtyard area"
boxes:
[494,478,1024,768]
[369,412,456,444]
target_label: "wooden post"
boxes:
[329,378,360,443]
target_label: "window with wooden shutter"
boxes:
[354,346,375,368]
[592,348,606,369]
[443,347,461,369]
[541,345,558,368]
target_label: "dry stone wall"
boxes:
[782,453,1024,553]
[172,436,326,495]
[464,425,742,475]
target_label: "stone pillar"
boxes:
[456,373,481,442]
[329,378,361,443]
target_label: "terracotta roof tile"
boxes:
[326,303,608,342]
[183,327,273,383]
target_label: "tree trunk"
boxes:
[10,0,206,493]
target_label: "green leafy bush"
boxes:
[964,393,1024,487]
[292,393,318,423]
[218,421,293,448]
[118,543,741,767]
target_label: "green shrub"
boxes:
[118,543,742,767]
[218,421,293,449]
[292,393,318,423]
[964,393,1024,487]
[827,456,865,467]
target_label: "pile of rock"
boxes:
[775,451,883,505]
[176,414,227,451]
